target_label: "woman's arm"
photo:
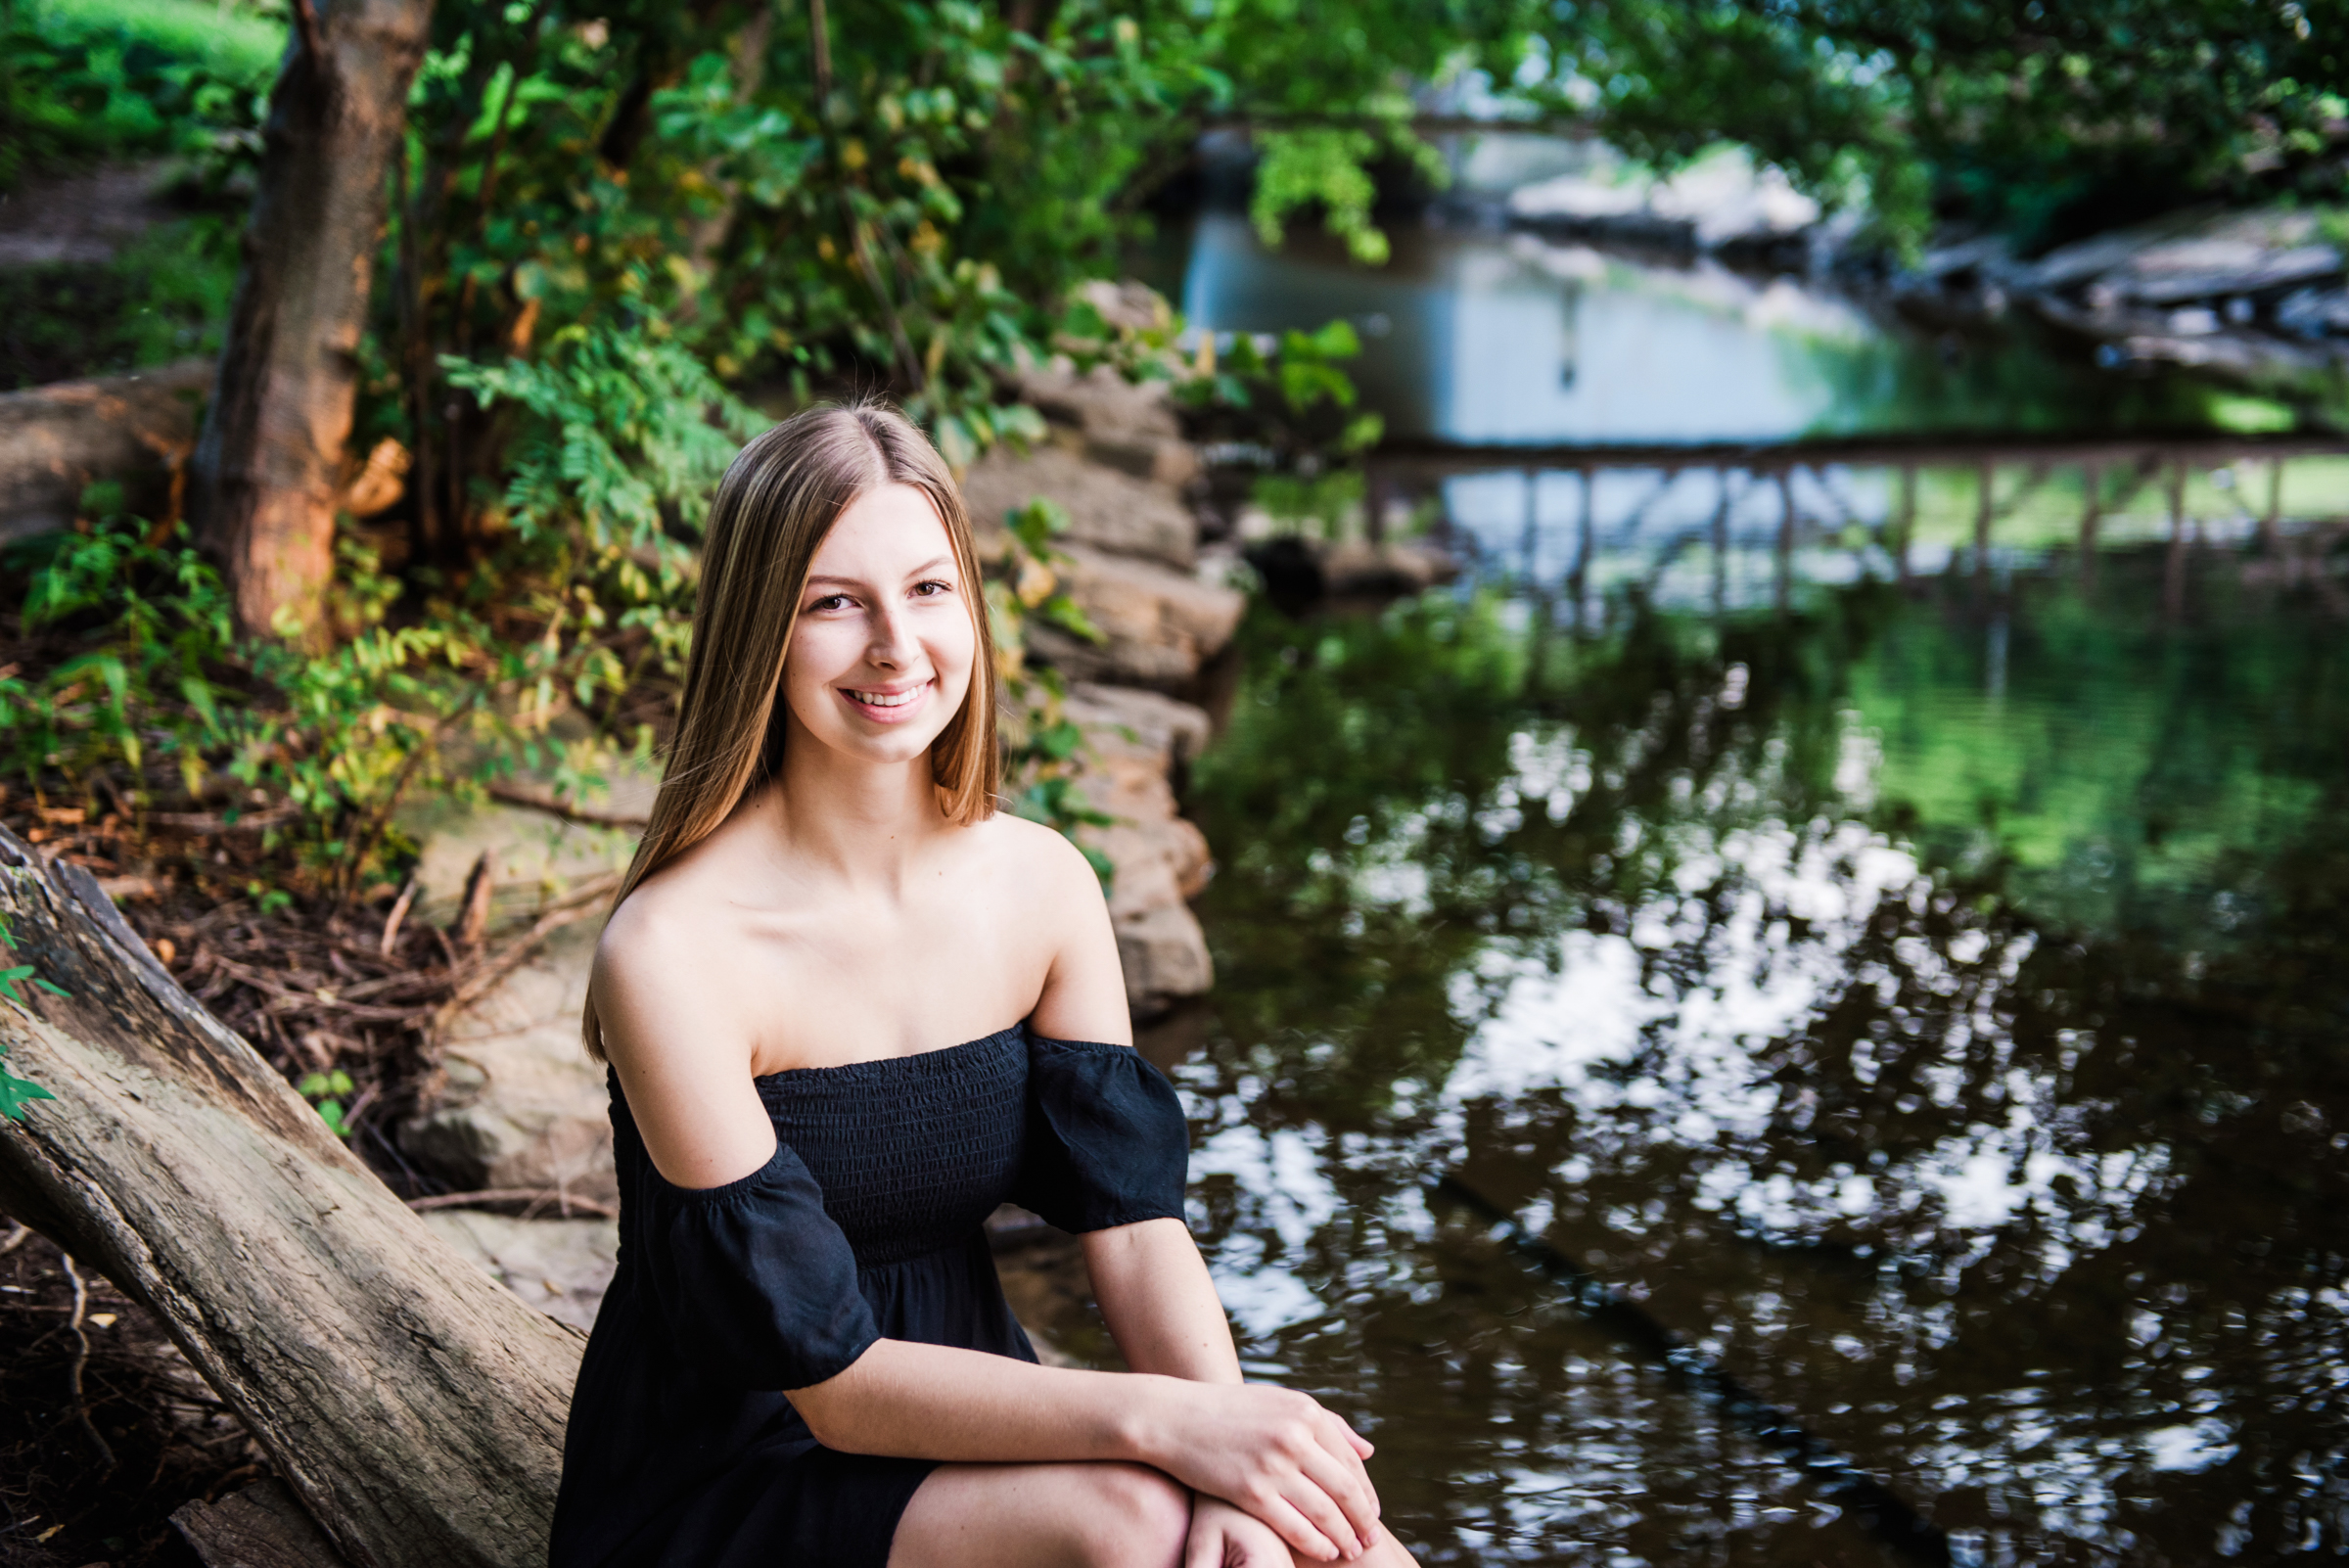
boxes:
[789,1342,1375,1559]
[1085,1218,1243,1383]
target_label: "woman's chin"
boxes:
[810,722,949,769]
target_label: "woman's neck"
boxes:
[753,720,949,893]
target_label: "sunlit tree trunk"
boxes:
[190,0,435,643]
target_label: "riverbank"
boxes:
[1445,142,2349,415]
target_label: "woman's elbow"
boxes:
[784,1347,877,1451]
[785,1374,855,1449]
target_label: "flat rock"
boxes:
[1065,683,1215,1011]
[1025,543,1245,689]
[961,439,1198,568]
[401,920,617,1206]
[419,1208,618,1333]
[1008,361,1181,441]
[1007,362,1199,486]
[2098,243,2340,306]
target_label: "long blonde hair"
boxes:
[581,400,999,1061]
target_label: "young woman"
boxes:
[550,402,1414,1568]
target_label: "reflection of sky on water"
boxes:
[1180,563,2349,1564]
[1180,212,1852,444]
[1187,795,2194,1552]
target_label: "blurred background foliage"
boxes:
[2,0,2346,892]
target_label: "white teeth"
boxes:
[848,686,920,708]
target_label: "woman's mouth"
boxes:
[840,680,931,722]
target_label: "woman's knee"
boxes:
[1065,1462,1189,1568]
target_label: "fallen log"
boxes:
[0,358,213,543]
[0,823,579,1568]
[175,1478,354,1568]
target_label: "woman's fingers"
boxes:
[1282,1461,1372,1561]
[1305,1413,1380,1536]
[1294,1443,1378,1552]
[1254,1490,1346,1562]
[1183,1520,1226,1568]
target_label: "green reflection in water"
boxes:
[1177,546,2349,1566]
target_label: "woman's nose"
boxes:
[866,602,918,667]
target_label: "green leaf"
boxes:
[0,1043,53,1123]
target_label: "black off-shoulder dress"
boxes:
[548,1024,1190,1568]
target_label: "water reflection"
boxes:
[1172,212,2239,445]
[1174,548,2349,1564]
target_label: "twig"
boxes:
[0,1222,27,1257]
[61,1256,116,1472]
[467,0,551,247]
[392,138,445,577]
[807,0,832,103]
[146,806,299,832]
[290,0,323,64]
[204,955,434,1024]
[379,874,420,957]
[485,780,650,829]
[431,874,621,1029]
[406,1189,618,1219]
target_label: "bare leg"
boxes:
[888,1459,1191,1568]
[1249,1521,1419,1567]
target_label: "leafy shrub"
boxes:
[0,0,269,190]
[0,512,652,895]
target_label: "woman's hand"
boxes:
[1137,1377,1380,1562]
[1186,1495,1313,1567]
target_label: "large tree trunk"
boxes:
[0,823,578,1568]
[189,0,434,642]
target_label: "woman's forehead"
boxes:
[811,483,951,574]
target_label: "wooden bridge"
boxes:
[1365,428,2349,612]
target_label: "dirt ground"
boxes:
[0,1226,264,1568]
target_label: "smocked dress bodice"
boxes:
[549,1025,1189,1568]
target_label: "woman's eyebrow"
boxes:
[804,556,954,589]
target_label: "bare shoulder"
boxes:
[974,812,1129,1040]
[590,854,755,1060]
[974,810,1108,908]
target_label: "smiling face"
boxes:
[777,481,978,772]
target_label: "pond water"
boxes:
[1118,212,2349,1565]
[1158,551,2348,1567]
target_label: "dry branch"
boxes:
[0,824,580,1568]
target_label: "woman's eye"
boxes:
[810,594,852,612]
[910,579,953,598]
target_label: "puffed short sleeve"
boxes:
[635,1139,879,1391]
[1014,1034,1189,1234]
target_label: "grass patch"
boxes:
[27,0,284,81]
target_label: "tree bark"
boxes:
[175,1479,354,1568]
[189,0,435,642]
[0,823,578,1568]
[0,359,211,543]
